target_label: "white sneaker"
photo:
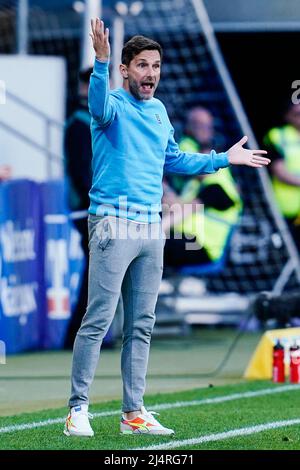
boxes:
[63,404,94,437]
[120,406,174,435]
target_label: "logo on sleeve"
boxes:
[155,114,162,124]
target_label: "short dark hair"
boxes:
[121,35,163,66]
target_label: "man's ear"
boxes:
[119,64,128,79]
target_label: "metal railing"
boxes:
[0,87,64,178]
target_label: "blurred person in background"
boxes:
[163,169,242,268]
[169,106,224,193]
[163,107,242,268]
[64,67,93,349]
[0,165,11,181]
[64,18,269,439]
[180,106,217,154]
[264,101,300,250]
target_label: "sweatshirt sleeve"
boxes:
[164,127,229,175]
[88,59,117,127]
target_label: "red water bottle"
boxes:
[272,339,285,383]
[289,342,300,383]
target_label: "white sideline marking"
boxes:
[1,384,300,435]
[0,412,119,435]
[134,418,300,450]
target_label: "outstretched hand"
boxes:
[90,18,110,62]
[228,136,270,168]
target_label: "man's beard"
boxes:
[128,76,155,101]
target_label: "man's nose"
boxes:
[148,68,157,76]
[146,71,156,79]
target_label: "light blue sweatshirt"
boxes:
[88,60,229,223]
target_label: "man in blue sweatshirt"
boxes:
[64,18,270,437]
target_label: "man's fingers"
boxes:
[238,135,248,146]
[91,18,102,36]
[250,163,263,168]
[251,156,271,164]
[252,150,268,155]
[96,18,104,36]
[95,18,100,35]
[91,18,108,47]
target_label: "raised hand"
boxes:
[90,18,110,62]
[228,136,270,168]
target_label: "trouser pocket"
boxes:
[88,215,112,251]
[97,218,112,250]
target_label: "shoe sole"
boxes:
[120,429,174,436]
[63,429,94,437]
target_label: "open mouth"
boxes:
[141,82,154,92]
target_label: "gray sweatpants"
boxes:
[69,214,164,412]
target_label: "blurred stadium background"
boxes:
[1,0,300,421]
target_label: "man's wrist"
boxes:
[213,151,230,170]
[96,56,110,63]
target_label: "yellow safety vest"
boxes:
[180,136,199,153]
[174,169,242,261]
[264,125,300,218]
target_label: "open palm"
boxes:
[90,18,110,62]
[228,136,270,168]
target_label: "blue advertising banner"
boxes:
[41,180,72,350]
[68,224,85,313]
[0,180,43,354]
[0,179,113,354]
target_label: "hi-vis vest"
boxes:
[180,136,199,153]
[264,125,300,219]
[173,136,242,261]
[174,169,242,261]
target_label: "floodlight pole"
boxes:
[81,0,102,70]
[17,0,28,54]
[112,15,125,89]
